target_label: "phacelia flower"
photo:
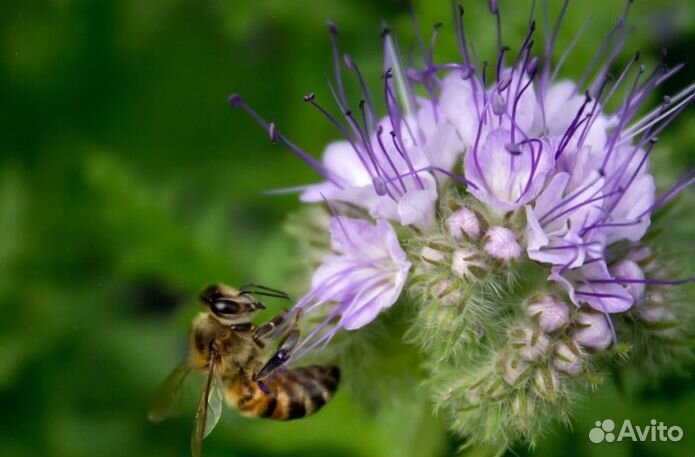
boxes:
[231,0,694,452]
[290,216,410,359]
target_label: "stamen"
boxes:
[636,167,695,219]
[575,291,632,302]
[544,188,622,227]
[541,0,570,88]
[343,106,398,199]
[603,138,657,213]
[481,60,489,105]
[383,69,419,147]
[489,0,502,56]
[428,22,443,68]
[556,91,592,159]
[620,81,695,143]
[229,94,337,184]
[496,46,510,87]
[510,43,536,143]
[382,28,416,116]
[386,165,477,189]
[549,14,593,84]
[406,0,427,66]
[576,73,612,148]
[516,138,544,202]
[601,63,646,169]
[326,21,347,108]
[343,54,377,133]
[576,1,632,91]
[598,51,640,110]
[453,3,481,111]
[539,174,603,224]
[589,277,695,286]
[376,125,407,194]
[304,93,375,181]
[390,131,424,190]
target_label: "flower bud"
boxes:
[483,226,521,263]
[574,311,612,350]
[501,356,527,386]
[553,341,583,375]
[418,246,446,272]
[610,260,645,302]
[533,368,559,398]
[527,295,570,332]
[465,387,481,405]
[487,381,506,399]
[511,393,534,416]
[446,207,481,240]
[628,245,652,263]
[451,247,486,280]
[430,278,463,307]
[510,325,550,361]
[633,292,676,323]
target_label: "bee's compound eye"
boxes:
[211,299,241,315]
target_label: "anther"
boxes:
[505,143,522,155]
[489,0,499,13]
[663,95,672,105]
[492,93,506,115]
[407,68,423,82]
[380,27,390,38]
[269,122,277,143]
[326,20,338,35]
[228,93,243,107]
[373,177,387,196]
[434,22,443,30]
[303,93,316,102]
[343,53,354,70]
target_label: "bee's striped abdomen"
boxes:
[224,365,340,420]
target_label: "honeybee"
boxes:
[148,283,340,457]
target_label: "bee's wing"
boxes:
[148,358,194,423]
[191,353,224,457]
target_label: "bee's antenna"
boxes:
[239,284,291,300]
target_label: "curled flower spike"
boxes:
[230,0,695,451]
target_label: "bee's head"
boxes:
[199,284,265,323]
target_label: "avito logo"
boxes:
[589,419,684,444]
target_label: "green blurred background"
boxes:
[0,0,693,456]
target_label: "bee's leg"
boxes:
[253,328,300,381]
[252,312,288,349]
[230,322,255,332]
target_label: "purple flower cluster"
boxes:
[230,1,694,362]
